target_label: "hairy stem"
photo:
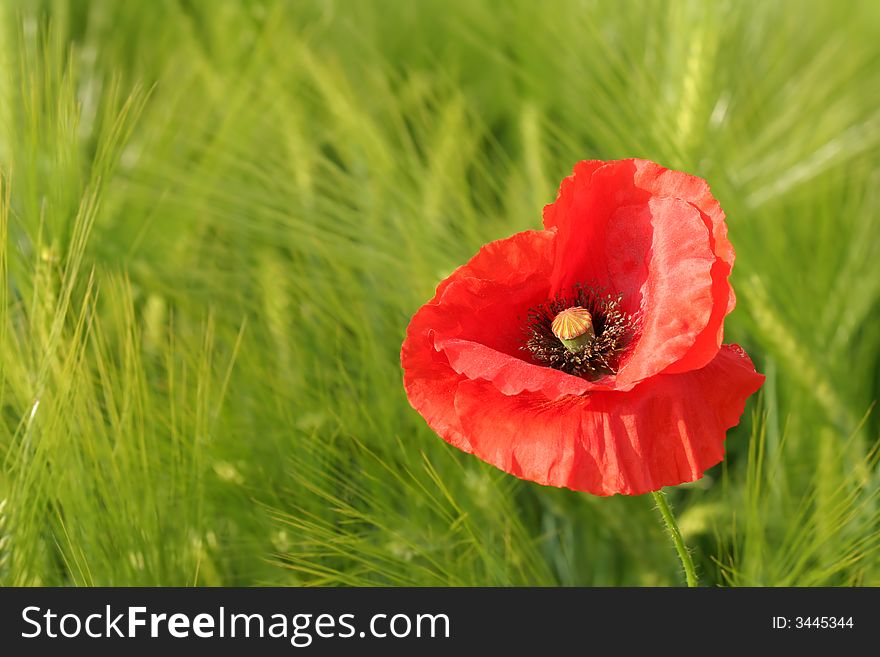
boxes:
[651,489,698,587]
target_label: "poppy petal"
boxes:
[630,160,736,374]
[452,345,765,496]
[401,309,472,453]
[612,197,717,388]
[410,230,618,399]
[542,158,733,384]
[436,337,599,398]
[542,159,606,231]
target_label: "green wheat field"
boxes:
[0,0,878,587]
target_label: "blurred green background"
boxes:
[0,0,878,586]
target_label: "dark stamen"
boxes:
[523,284,636,379]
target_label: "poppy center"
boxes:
[524,284,635,379]
[551,306,595,352]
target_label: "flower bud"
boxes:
[551,306,595,353]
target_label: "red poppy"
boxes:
[401,158,764,496]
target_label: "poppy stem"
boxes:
[651,489,698,587]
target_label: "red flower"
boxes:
[401,158,764,496]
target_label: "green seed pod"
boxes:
[551,306,595,353]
